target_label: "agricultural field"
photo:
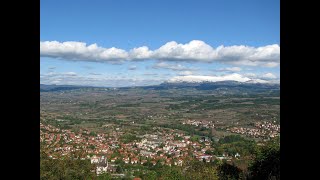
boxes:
[41,83,280,140]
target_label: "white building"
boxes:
[91,156,109,175]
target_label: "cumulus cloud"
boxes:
[64,72,77,76]
[261,73,277,79]
[178,71,194,76]
[246,79,269,83]
[243,73,257,78]
[168,73,251,83]
[152,40,216,62]
[152,62,195,71]
[129,46,152,60]
[40,40,280,66]
[262,62,279,68]
[168,73,277,84]
[40,41,128,62]
[44,72,78,77]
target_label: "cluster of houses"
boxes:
[41,122,240,175]
[255,121,280,132]
[227,121,280,139]
[182,120,215,129]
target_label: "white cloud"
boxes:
[261,73,277,79]
[168,73,251,83]
[143,72,158,76]
[43,72,78,77]
[129,46,152,60]
[168,73,278,84]
[152,62,195,71]
[65,72,77,76]
[243,73,257,78]
[152,40,216,62]
[128,65,137,70]
[178,71,194,75]
[40,72,167,87]
[50,80,61,84]
[40,40,280,66]
[217,67,242,72]
[41,71,278,87]
[262,62,279,68]
[89,72,102,75]
[40,41,128,62]
[244,72,278,81]
[246,79,269,84]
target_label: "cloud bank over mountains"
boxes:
[41,71,278,87]
[168,73,277,84]
[41,40,280,67]
[168,74,251,83]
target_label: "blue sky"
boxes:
[40,0,280,87]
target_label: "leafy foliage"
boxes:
[183,160,219,180]
[217,163,243,180]
[219,135,249,144]
[40,151,95,180]
[96,172,112,180]
[120,133,141,143]
[248,137,280,180]
[218,135,256,156]
[161,166,185,180]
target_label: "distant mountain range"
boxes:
[41,81,279,93]
[40,84,94,92]
[142,81,279,92]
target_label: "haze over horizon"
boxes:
[40,0,279,87]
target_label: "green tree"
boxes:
[184,160,219,180]
[205,150,214,155]
[217,162,242,180]
[248,137,280,180]
[40,151,96,180]
[89,131,97,136]
[143,171,157,180]
[89,144,95,150]
[190,135,200,142]
[96,172,112,180]
[116,165,123,173]
[161,166,185,180]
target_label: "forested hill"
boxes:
[40,84,93,92]
[40,81,279,94]
[143,81,279,91]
